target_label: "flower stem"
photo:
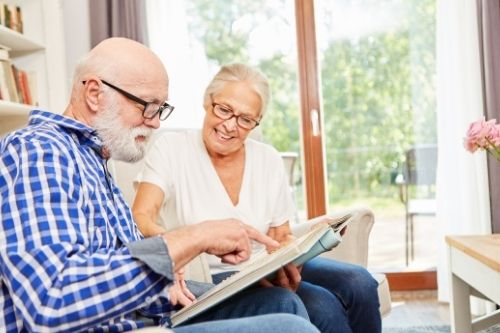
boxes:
[486,138,500,163]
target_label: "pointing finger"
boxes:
[243,224,279,249]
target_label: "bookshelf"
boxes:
[0,0,67,136]
[0,25,43,53]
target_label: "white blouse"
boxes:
[136,130,295,274]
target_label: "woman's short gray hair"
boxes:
[203,63,270,118]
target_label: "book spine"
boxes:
[0,60,19,103]
[11,64,23,104]
[0,3,4,27]
[15,6,22,34]
[19,70,31,105]
[3,4,10,31]
[27,71,37,106]
[0,62,7,101]
[0,3,23,33]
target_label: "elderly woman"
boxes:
[133,63,381,333]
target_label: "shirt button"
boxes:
[145,296,152,304]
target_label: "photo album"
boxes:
[171,213,353,327]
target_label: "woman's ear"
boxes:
[83,78,102,114]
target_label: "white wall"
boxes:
[62,0,91,91]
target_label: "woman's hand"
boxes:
[260,222,302,292]
[168,269,196,307]
[260,263,302,292]
[266,222,294,248]
[310,216,348,235]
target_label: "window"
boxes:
[147,0,438,272]
[315,0,437,269]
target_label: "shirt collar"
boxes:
[28,110,105,157]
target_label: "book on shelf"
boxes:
[0,44,9,101]
[0,63,5,101]
[19,70,32,105]
[0,3,23,33]
[11,64,23,104]
[11,65,32,105]
[0,59,19,103]
[26,71,37,106]
[0,45,9,61]
[0,43,35,106]
[170,213,353,327]
[0,60,34,105]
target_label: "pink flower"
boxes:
[464,118,500,162]
[463,118,498,152]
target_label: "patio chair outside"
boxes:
[396,144,438,266]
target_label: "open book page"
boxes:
[171,213,353,327]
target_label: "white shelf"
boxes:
[0,25,44,55]
[0,0,66,137]
[0,100,32,116]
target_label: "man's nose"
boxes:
[144,115,161,129]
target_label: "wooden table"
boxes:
[446,235,500,333]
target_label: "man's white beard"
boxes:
[94,102,152,163]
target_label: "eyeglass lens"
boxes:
[213,104,258,129]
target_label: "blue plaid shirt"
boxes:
[0,111,174,332]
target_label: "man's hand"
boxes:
[167,268,196,307]
[162,219,279,271]
[200,219,280,265]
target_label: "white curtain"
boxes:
[145,0,209,129]
[436,0,492,303]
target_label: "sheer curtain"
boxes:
[145,0,209,129]
[435,0,492,303]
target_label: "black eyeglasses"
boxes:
[82,80,174,121]
[211,103,260,130]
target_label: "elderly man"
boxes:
[0,38,317,333]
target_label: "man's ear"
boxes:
[83,78,103,114]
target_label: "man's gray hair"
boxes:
[203,63,270,118]
[69,53,116,102]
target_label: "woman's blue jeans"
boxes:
[212,257,381,333]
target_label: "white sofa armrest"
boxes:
[292,207,391,317]
[291,207,374,267]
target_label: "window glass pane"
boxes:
[315,0,437,269]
